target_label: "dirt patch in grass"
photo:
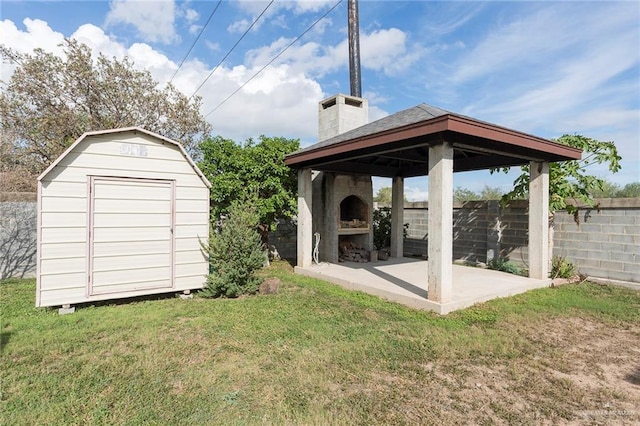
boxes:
[368,316,640,425]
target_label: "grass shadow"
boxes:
[0,330,10,354]
[281,257,296,269]
[625,366,640,386]
[71,291,184,311]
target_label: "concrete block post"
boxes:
[427,142,453,303]
[529,161,549,279]
[390,176,404,258]
[297,168,313,267]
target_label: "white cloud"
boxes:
[429,2,640,179]
[232,0,335,16]
[404,185,428,202]
[0,19,66,83]
[291,0,337,14]
[421,2,485,37]
[226,1,335,37]
[184,63,324,142]
[0,18,65,55]
[205,41,221,52]
[105,0,178,44]
[227,19,250,34]
[478,30,638,130]
[189,24,202,35]
[451,3,638,87]
[184,8,199,23]
[1,16,331,142]
[243,26,422,80]
[72,24,127,58]
[360,28,423,75]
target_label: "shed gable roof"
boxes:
[37,127,211,188]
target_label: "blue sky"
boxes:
[1,0,638,200]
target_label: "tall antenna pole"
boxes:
[347,0,362,98]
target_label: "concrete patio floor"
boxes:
[295,257,551,314]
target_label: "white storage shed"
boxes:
[36,127,211,308]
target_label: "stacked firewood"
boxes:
[338,240,369,263]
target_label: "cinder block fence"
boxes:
[2,193,639,284]
[402,199,639,283]
[0,192,37,280]
[553,199,639,282]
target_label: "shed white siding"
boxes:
[37,128,210,307]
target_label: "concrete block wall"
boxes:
[268,218,297,260]
[404,202,428,256]
[553,198,640,282]
[2,192,638,284]
[0,192,37,279]
[403,201,523,264]
[402,198,639,283]
[498,201,529,266]
[453,201,489,263]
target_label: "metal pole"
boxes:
[347,0,362,98]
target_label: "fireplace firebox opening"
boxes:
[339,195,368,229]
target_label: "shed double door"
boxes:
[88,177,175,296]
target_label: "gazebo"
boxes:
[285,95,582,313]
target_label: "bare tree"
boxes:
[0,39,212,190]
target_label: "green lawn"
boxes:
[2,262,639,425]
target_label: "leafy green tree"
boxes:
[499,134,621,218]
[497,134,621,273]
[202,196,265,298]
[0,39,211,190]
[374,187,392,203]
[453,187,478,203]
[374,186,407,203]
[617,182,640,198]
[198,135,299,243]
[589,180,622,198]
[479,186,504,200]
[454,186,503,203]
[372,206,408,250]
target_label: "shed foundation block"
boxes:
[58,304,75,315]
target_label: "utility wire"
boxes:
[204,0,343,118]
[170,0,222,83]
[189,0,275,100]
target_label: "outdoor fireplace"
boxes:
[311,94,371,263]
[312,173,373,263]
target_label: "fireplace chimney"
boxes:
[318,94,368,141]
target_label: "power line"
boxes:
[189,0,275,100]
[170,0,222,84]
[204,0,343,118]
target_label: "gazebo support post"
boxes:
[390,176,404,258]
[528,161,550,279]
[297,168,313,267]
[427,142,453,303]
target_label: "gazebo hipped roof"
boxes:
[285,104,582,177]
